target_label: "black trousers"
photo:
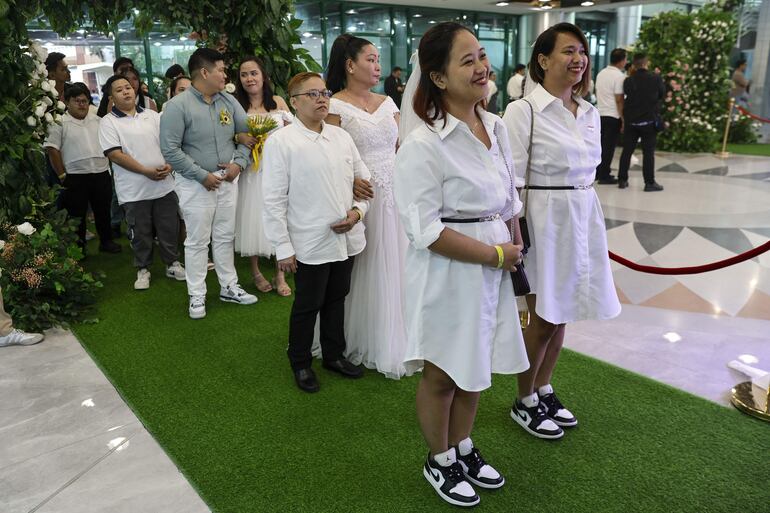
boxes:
[123,191,180,269]
[618,123,657,184]
[61,171,114,248]
[288,257,355,371]
[596,116,621,180]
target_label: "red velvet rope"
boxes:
[608,240,770,275]
[735,105,770,124]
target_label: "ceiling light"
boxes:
[345,9,357,14]
[581,0,595,5]
[496,1,510,5]
[413,14,422,18]
[428,20,436,24]
[153,42,161,46]
[541,4,553,9]
[302,32,313,37]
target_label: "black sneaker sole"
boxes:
[423,466,480,507]
[510,409,564,440]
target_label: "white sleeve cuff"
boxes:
[275,242,296,262]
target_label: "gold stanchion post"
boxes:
[716,98,735,158]
[731,381,770,423]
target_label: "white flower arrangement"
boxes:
[22,40,63,139]
[16,222,36,236]
[224,83,236,94]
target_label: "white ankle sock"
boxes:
[538,384,554,396]
[433,447,456,467]
[457,437,473,457]
[521,392,539,408]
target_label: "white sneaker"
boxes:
[134,269,151,290]
[189,295,206,319]
[165,261,186,281]
[220,284,258,305]
[0,329,44,347]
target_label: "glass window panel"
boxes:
[410,11,473,37]
[477,13,506,40]
[341,4,390,35]
[295,1,322,33]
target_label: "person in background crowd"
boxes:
[99,75,186,290]
[233,56,293,296]
[0,285,44,348]
[113,57,134,76]
[45,52,71,99]
[617,52,665,192]
[730,58,750,104]
[262,72,371,393]
[486,70,499,113]
[384,66,405,108]
[165,63,186,81]
[168,75,191,101]
[506,63,526,102]
[594,48,627,185]
[325,33,409,379]
[160,48,257,319]
[503,22,620,440]
[395,22,528,507]
[44,82,121,254]
[123,68,158,112]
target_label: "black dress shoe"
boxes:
[322,358,364,379]
[644,182,664,192]
[597,176,619,185]
[618,180,628,189]
[99,240,122,253]
[294,368,320,393]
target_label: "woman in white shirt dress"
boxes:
[502,23,621,440]
[394,23,528,508]
[233,57,293,296]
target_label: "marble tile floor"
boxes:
[0,329,210,513]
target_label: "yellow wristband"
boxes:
[494,245,504,269]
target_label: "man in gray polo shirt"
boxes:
[160,48,257,319]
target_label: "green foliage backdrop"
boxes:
[635,4,738,152]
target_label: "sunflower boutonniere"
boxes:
[219,108,232,126]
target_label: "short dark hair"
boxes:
[514,63,526,73]
[413,22,475,128]
[45,52,66,73]
[234,57,277,112]
[169,75,191,98]
[64,82,91,102]
[326,34,374,94]
[529,22,591,96]
[113,57,134,73]
[610,48,627,65]
[632,52,648,67]
[188,48,224,79]
[392,66,402,73]
[736,58,747,67]
[164,63,186,80]
[102,74,132,97]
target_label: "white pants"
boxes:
[177,176,239,297]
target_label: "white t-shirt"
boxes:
[507,73,525,100]
[595,66,626,118]
[98,106,174,204]
[43,112,110,175]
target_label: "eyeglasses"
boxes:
[291,89,332,100]
[69,99,90,106]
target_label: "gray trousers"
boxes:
[123,191,180,269]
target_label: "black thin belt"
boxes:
[441,213,501,224]
[523,184,593,190]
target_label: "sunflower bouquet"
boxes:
[245,114,279,171]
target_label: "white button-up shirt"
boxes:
[595,65,626,119]
[502,84,620,324]
[261,118,371,265]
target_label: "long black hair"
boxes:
[325,34,373,94]
[234,56,277,112]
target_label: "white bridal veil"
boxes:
[398,51,422,146]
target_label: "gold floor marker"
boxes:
[730,382,770,423]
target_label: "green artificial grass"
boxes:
[726,143,770,157]
[74,238,770,513]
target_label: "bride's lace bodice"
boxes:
[330,97,399,207]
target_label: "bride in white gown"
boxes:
[324,34,412,378]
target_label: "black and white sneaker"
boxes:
[423,453,480,508]
[510,398,564,440]
[219,284,258,305]
[456,447,505,489]
[540,392,578,427]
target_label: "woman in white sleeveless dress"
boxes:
[234,57,293,296]
[325,34,411,378]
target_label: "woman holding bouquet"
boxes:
[234,57,293,296]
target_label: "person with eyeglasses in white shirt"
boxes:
[261,72,371,394]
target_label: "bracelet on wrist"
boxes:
[494,245,504,269]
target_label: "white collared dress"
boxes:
[502,84,621,325]
[393,112,529,392]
